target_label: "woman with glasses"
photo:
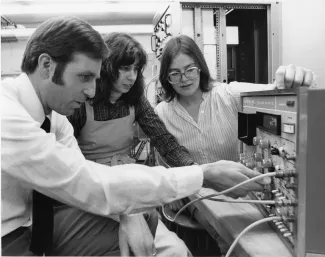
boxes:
[155,34,240,255]
[67,32,197,256]
[156,35,241,171]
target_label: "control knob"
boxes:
[259,139,270,149]
[253,136,261,146]
[262,158,273,168]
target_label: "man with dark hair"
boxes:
[2,16,271,256]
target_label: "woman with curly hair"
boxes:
[68,32,196,257]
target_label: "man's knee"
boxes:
[165,232,191,257]
[155,220,192,257]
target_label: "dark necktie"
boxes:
[30,117,54,255]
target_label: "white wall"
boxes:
[280,0,325,87]
[1,40,27,76]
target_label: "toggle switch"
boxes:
[278,147,287,158]
[285,154,296,161]
[285,183,297,190]
[271,146,280,155]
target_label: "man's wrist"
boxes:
[200,163,213,186]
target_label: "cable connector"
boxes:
[275,170,296,178]
[275,198,297,207]
[280,215,296,222]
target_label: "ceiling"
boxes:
[1,0,169,31]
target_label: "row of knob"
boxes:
[273,219,293,238]
[241,136,296,167]
[253,136,270,149]
[253,136,296,160]
[241,157,297,176]
[240,153,272,169]
[270,190,295,238]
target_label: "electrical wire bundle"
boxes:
[162,171,286,257]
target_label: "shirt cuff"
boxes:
[178,154,196,167]
[127,209,153,216]
[171,164,203,199]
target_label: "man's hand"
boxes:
[275,64,317,89]
[119,214,156,256]
[201,160,271,198]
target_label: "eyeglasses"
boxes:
[167,67,201,84]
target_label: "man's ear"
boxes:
[38,53,56,79]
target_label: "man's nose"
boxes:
[83,82,96,99]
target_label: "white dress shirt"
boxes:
[1,73,203,236]
[155,82,275,165]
